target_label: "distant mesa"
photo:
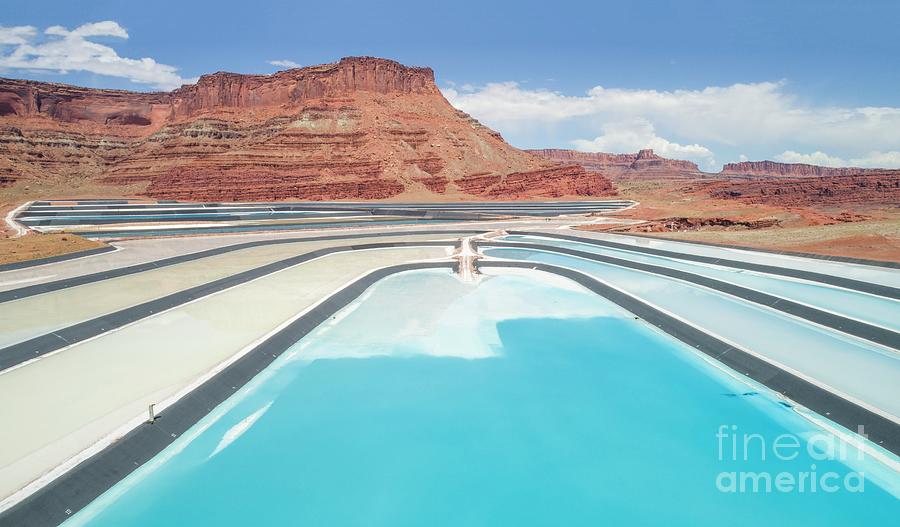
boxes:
[531,148,898,180]
[530,148,900,208]
[719,160,897,178]
[0,57,613,201]
[528,148,701,177]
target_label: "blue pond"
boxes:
[66,270,899,526]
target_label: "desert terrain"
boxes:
[532,149,900,262]
[2,57,898,263]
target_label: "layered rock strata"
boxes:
[529,148,700,177]
[720,160,897,178]
[0,57,613,200]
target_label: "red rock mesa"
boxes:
[529,148,700,178]
[0,57,613,200]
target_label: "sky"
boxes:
[2,0,899,171]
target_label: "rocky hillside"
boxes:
[0,57,612,201]
[699,173,900,207]
[529,148,700,177]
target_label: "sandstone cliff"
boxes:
[528,148,700,177]
[720,160,893,178]
[0,57,612,201]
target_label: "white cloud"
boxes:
[46,21,128,39]
[267,59,300,69]
[0,21,193,90]
[851,151,900,168]
[738,154,749,162]
[443,80,900,167]
[445,81,594,122]
[0,25,37,45]
[571,119,714,163]
[775,150,848,167]
[774,150,900,168]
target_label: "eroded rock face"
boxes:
[0,80,169,129]
[0,57,435,127]
[528,148,700,177]
[167,57,439,119]
[456,165,614,198]
[720,160,893,178]
[620,216,781,233]
[0,57,612,199]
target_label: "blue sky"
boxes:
[3,0,900,170]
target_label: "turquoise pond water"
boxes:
[66,270,899,526]
[501,235,900,332]
[482,247,900,419]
